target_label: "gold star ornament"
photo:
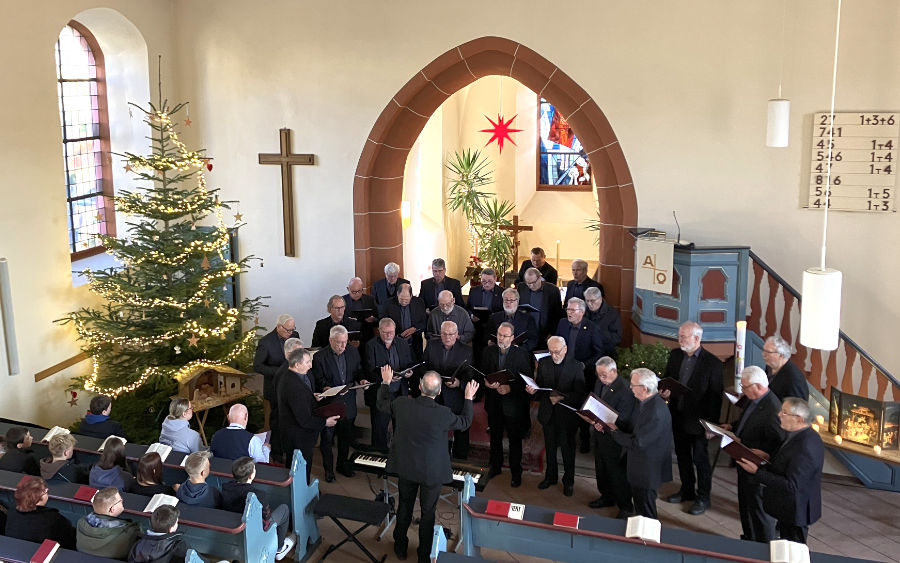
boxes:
[187,334,199,347]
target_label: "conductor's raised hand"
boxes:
[464,379,480,400]
[380,364,394,384]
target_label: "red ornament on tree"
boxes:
[479,114,523,154]
[206,162,213,171]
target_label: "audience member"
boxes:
[5,475,76,548]
[176,451,222,508]
[40,433,89,484]
[89,437,135,493]
[0,426,39,475]
[76,486,140,558]
[210,403,270,463]
[78,395,127,440]
[128,504,188,563]
[159,398,203,454]
[128,452,177,497]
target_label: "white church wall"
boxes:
[1,0,898,426]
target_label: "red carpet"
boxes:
[466,401,545,473]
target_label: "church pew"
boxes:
[450,480,876,563]
[0,421,293,515]
[0,469,277,561]
[0,535,121,563]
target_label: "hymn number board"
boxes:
[807,112,898,213]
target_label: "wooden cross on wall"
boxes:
[499,214,533,262]
[258,128,315,257]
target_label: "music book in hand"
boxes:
[517,304,539,313]
[145,442,173,463]
[725,389,750,409]
[519,373,551,391]
[30,539,60,563]
[143,493,179,513]
[770,539,810,563]
[576,393,619,429]
[318,385,346,398]
[533,351,550,361]
[348,309,375,321]
[471,306,492,321]
[98,435,128,451]
[314,402,346,419]
[485,369,514,386]
[625,515,661,543]
[657,377,692,399]
[40,426,70,443]
[701,419,768,466]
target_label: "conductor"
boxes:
[377,366,478,562]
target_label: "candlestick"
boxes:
[735,321,746,393]
[555,240,560,271]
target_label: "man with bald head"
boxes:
[661,321,724,516]
[425,289,475,344]
[344,276,379,344]
[210,404,271,463]
[378,368,478,562]
[526,336,586,497]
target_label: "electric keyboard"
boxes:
[350,451,488,491]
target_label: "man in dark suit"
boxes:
[419,258,463,313]
[610,368,673,519]
[662,321,723,515]
[487,288,538,351]
[312,295,361,348]
[377,368,478,563]
[737,397,824,544]
[584,286,622,358]
[252,314,300,441]
[386,283,427,363]
[372,262,409,316]
[526,336,586,497]
[278,348,339,484]
[565,259,604,305]
[269,337,304,462]
[763,335,809,402]
[312,325,363,481]
[424,321,473,459]
[482,321,535,487]
[720,366,785,543]
[365,318,415,451]
[517,267,564,347]
[515,247,558,285]
[466,267,504,362]
[586,357,635,518]
[556,297,605,453]
[344,277,379,345]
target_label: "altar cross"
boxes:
[258,128,315,257]
[499,214,533,262]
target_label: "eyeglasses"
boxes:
[762,348,778,355]
[778,411,801,418]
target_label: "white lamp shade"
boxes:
[766,98,791,147]
[799,268,842,350]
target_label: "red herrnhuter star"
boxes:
[480,114,523,154]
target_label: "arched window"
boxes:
[537,97,593,192]
[56,21,115,259]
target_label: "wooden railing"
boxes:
[746,251,898,402]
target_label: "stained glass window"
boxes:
[538,98,592,191]
[56,22,115,257]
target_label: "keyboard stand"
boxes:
[376,473,397,540]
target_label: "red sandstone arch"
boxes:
[353,36,638,339]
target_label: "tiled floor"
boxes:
[304,448,900,562]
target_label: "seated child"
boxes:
[175,451,221,508]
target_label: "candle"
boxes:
[874,445,882,455]
[816,414,825,425]
[735,321,746,393]
[834,435,843,445]
[555,240,560,271]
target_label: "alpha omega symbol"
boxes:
[642,253,668,285]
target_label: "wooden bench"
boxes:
[0,469,277,561]
[0,536,207,563]
[440,481,876,563]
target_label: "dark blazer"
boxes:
[311,344,363,419]
[587,301,623,357]
[77,417,127,441]
[769,361,809,402]
[386,296,428,359]
[419,276,464,311]
[424,339,473,414]
[253,327,299,400]
[5,506,77,549]
[663,347,724,435]
[535,356,586,426]
[365,336,415,401]
[516,260,558,285]
[488,310,538,351]
[516,281,564,346]
[277,369,326,455]
[343,293,378,320]
[565,277,604,304]
[757,426,824,527]
[613,393,673,489]
[481,344,535,423]
[592,376,635,452]
[377,385,473,486]
[311,316,361,348]
[465,285,503,314]
[0,447,40,475]
[731,389,785,455]
[555,318,604,367]
[372,276,410,315]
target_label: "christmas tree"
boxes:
[60,98,264,398]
